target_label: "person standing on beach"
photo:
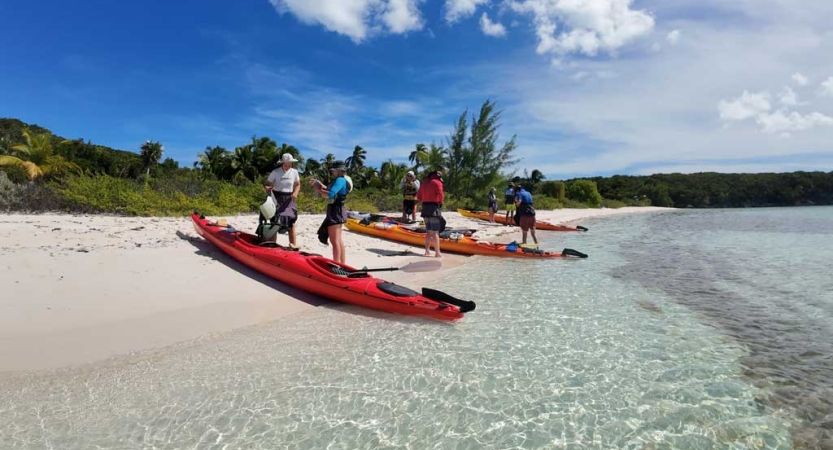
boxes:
[416,169,444,258]
[263,153,301,247]
[487,187,498,223]
[503,182,516,226]
[399,170,420,222]
[514,184,538,245]
[311,160,351,263]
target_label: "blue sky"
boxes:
[2,0,832,178]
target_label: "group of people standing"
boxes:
[487,181,538,245]
[261,154,351,263]
[259,153,535,262]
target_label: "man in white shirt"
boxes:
[263,153,301,247]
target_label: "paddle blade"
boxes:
[399,259,443,273]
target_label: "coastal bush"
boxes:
[567,179,603,207]
[0,171,65,212]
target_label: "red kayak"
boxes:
[190,212,474,320]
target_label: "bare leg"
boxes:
[423,232,431,256]
[429,231,443,258]
[530,227,538,245]
[329,225,345,263]
[522,228,528,245]
[288,225,297,247]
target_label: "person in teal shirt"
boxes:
[312,160,351,263]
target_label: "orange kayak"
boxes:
[345,218,588,259]
[457,208,588,232]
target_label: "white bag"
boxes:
[260,191,277,219]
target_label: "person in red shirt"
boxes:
[416,169,445,258]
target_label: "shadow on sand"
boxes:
[176,230,331,307]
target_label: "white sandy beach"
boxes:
[0,207,667,372]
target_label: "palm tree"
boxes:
[249,135,278,175]
[345,145,366,174]
[194,146,230,178]
[0,129,80,180]
[303,158,321,178]
[529,169,546,188]
[426,143,448,172]
[231,146,257,182]
[408,143,429,172]
[140,140,164,176]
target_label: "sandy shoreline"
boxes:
[0,206,668,372]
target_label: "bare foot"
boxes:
[423,252,432,257]
[434,253,443,258]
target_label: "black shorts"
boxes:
[403,199,416,213]
[424,217,443,232]
[326,204,347,225]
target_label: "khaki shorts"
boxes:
[505,203,516,212]
[519,215,536,230]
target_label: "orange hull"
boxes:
[345,218,587,259]
[457,209,588,232]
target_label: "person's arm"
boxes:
[327,177,346,199]
[264,171,276,192]
[399,178,405,189]
[415,182,424,202]
[291,170,300,199]
[437,181,444,205]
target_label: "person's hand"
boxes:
[291,192,298,200]
[264,185,272,193]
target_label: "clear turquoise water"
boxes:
[3,207,832,449]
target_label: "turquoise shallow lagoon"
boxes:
[3,207,832,449]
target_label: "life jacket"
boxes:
[403,180,418,200]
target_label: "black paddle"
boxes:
[422,287,477,313]
[561,248,589,258]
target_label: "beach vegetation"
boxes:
[3,112,833,216]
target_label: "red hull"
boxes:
[190,213,470,320]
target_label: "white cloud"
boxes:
[821,76,833,97]
[718,91,771,121]
[651,42,661,52]
[382,0,424,33]
[480,12,507,37]
[508,0,655,57]
[779,86,798,105]
[666,29,680,44]
[756,110,833,134]
[268,0,423,42]
[792,72,809,86]
[444,0,489,23]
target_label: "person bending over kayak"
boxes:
[514,184,538,245]
[263,153,301,247]
[312,160,351,263]
[399,170,420,222]
[487,187,498,223]
[416,169,445,258]
[503,182,516,226]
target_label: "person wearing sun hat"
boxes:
[312,159,351,263]
[261,153,301,246]
[399,170,421,222]
[487,187,498,223]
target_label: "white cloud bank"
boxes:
[267,0,424,42]
[718,89,833,136]
[792,72,809,86]
[666,29,680,44]
[480,13,507,37]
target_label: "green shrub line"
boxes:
[1,173,613,216]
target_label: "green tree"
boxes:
[0,129,80,180]
[140,140,164,176]
[250,135,279,175]
[540,180,566,201]
[568,179,603,206]
[231,145,257,183]
[409,143,429,172]
[194,146,230,179]
[345,145,366,173]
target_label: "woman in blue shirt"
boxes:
[514,185,538,245]
[312,160,350,263]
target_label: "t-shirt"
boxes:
[504,187,515,203]
[267,167,300,193]
[328,177,348,200]
[515,189,533,205]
